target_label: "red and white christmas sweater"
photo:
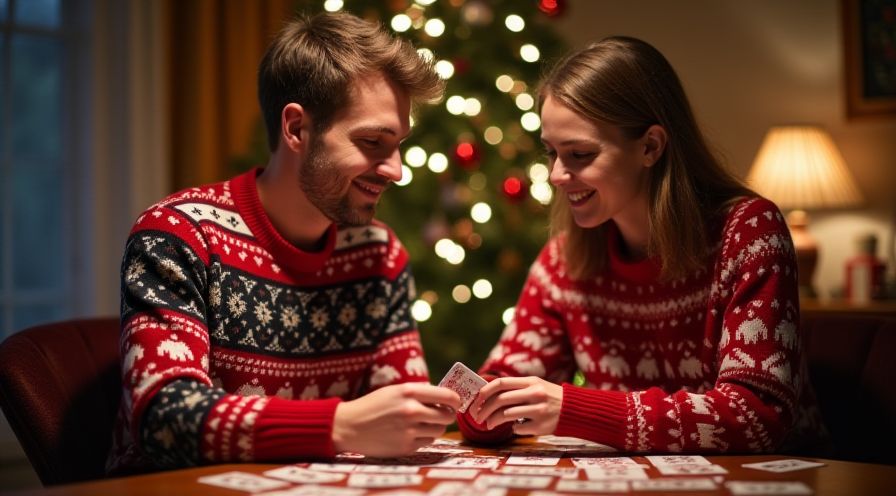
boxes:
[107,168,428,473]
[459,197,827,453]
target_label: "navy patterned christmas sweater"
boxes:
[107,168,428,473]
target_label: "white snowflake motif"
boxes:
[208,281,222,307]
[280,306,300,330]
[125,261,146,283]
[227,293,247,316]
[310,307,329,329]
[157,258,187,283]
[254,301,273,325]
[365,298,388,320]
[338,305,357,326]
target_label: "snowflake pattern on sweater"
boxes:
[107,169,428,473]
[461,197,825,453]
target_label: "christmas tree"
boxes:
[243,0,569,378]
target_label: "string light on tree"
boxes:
[395,165,413,186]
[505,14,525,32]
[445,95,466,115]
[502,307,516,325]
[470,202,492,223]
[502,176,527,202]
[424,18,445,37]
[520,44,540,62]
[391,14,412,32]
[452,285,472,304]
[434,60,455,79]
[521,112,541,131]
[495,75,514,93]
[411,300,433,322]
[427,152,449,173]
[515,93,534,111]
[472,279,493,299]
[538,0,566,17]
[454,142,481,169]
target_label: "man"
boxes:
[107,11,460,473]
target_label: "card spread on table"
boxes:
[425,468,481,479]
[429,481,475,496]
[353,464,421,474]
[283,486,365,496]
[428,456,503,469]
[504,455,561,466]
[263,466,347,484]
[645,455,711,466]
[473,474,554,489]
[655,463,728,475]
[438,362,487,413]
[346,473,422,488]
[307,463,358,472]
[631,477,718,491]
[741,459,825,472]
[555,479,630,493]
[571,456,641,468]
[584,465,649,481]
[496,466,578,478]
[725,481,814,495]
[197,471,290,492]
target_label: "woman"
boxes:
[460,36,826,453]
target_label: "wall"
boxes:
[552,0,896,298]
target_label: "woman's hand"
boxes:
[470,376,563,436]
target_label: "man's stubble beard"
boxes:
[299,137,376,227]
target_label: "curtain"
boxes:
[166,0,296,191]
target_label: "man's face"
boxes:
[298,73,410,226]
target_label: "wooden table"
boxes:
[8,435,896,495]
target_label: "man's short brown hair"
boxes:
[258,11,443,151]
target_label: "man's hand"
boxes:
[470,376,563,436]
[332,382,462,456]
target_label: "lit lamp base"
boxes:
[786,210,818,298]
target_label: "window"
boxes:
[0,0,89,338]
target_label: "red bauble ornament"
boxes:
[502,177,527,203]
[452,57,471,75]
[454,142,481,170]
[538,0,566,17]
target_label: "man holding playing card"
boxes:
[106,11,460,473]
[459,37,827,454]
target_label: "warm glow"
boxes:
[747,126,863,210]
[452,285,472,303]
[463,97,482,116]
[484,126,503,145]
[405,146,427,168]
[424,18,446,37]
[435,60,455,79]
[471,202,492,223]
[446,95,466,115]
[395,165,413,186]
[390,14,412,32]
[521,112,541,131]
[520,44,540,62]
[505,14,525,32]
[515,93,534,111]
[530,182,553,205]
[411,300,432,322]
[495,75,514,92]
[502,306,516,325]
[323,0,343,12]
[428,152,449,173]
[472,279,493,299]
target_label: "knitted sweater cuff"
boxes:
[253,396,341,460]
[457,409,514,445]
[555,384,627,448]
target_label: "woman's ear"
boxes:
[642,124,667,167]
[281,103,310,153]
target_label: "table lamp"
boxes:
[746,125,863,298]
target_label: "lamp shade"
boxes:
[746,126,863,210]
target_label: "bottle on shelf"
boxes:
[845,233,887,304]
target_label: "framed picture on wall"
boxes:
[842,0,896,118]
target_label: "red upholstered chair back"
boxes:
[802,312,896,464]
[0,317,121,485]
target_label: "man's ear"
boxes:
[281,103,310,153]
[642,124,667,168]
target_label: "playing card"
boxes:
[473,474,553,489]
[504,455,561,466]
[197,471,290,492]
[536,435,615,451]
[655,463,728,475]
[416,445,474,454]
[426,468,481,479]
[496,466,578,478]
[571,456,640,468]
[645,455,711,466]
[346,473,423,488]
[631,477,718,491]
[555,479,630,493]
[263,465,347,483]
[428,456,502,469]
[429,481,475,496]
[741,459,825,473]
[285,486,365,496]
[584,465,649,481]
[725,481,814,495]
[354,464,421,473]
[307,463,358,472]
[438,362,487,413]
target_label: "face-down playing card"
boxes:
[438,362,487,413]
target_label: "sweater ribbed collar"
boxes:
[606,221,662,283]
[231,168,337,276]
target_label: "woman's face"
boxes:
[541,95,652,229]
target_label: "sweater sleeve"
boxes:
[459,241,577,445]
[121,207,340,467]
[555,200,803,453]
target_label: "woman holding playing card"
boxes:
[460,36,827,454]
